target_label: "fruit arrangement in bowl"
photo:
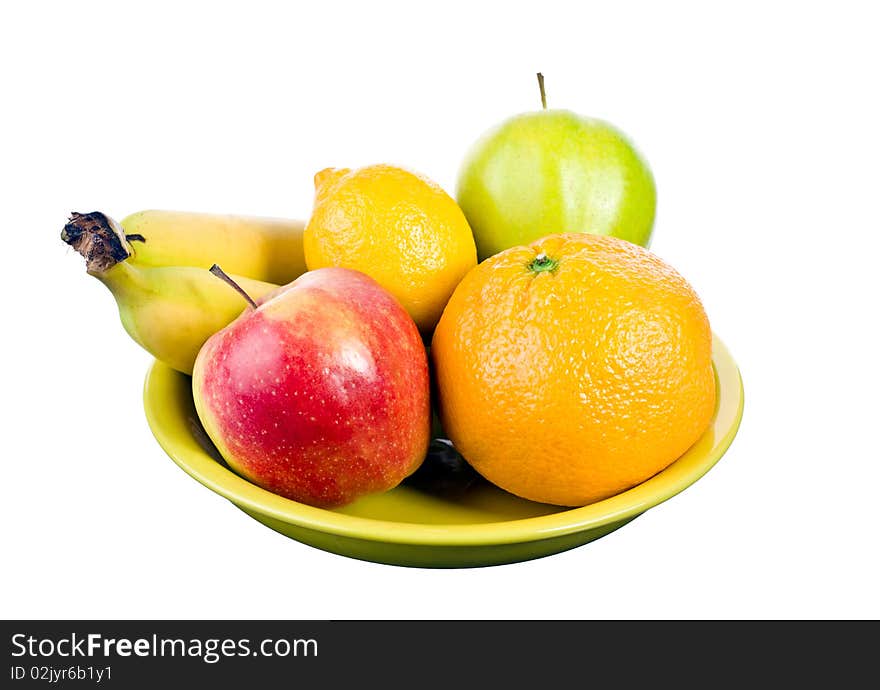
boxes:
[63,76,743,567]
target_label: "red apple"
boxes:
[192,267,431,508]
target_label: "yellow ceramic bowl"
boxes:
[143,334,743,568]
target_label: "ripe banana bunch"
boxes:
[62,210,306,374]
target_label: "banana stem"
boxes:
[209,264,259,310]
[62,212,133,274]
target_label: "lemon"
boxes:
[304,164,477,332]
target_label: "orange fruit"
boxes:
[431,233,716,506]
[303,164,477,332]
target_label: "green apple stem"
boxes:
[537,72,547,109]
[209,264,259,310]
[61,211,134,274]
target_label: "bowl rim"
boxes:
[143,333,743,547]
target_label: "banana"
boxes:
[112,209,306,285]
[62,212,279,375]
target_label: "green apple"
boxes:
[456,75,656,260]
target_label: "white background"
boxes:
[2,1,878,620]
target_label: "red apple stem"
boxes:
[537,72,547,109]
[209,264,258,310]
